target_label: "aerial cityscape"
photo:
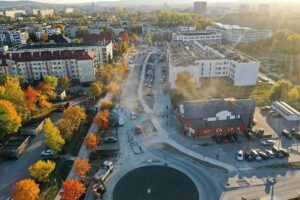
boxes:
[0,0,300,200]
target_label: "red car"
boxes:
[135,125,142,134]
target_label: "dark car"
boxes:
[213,135,222,144]
[244,152,254,161]
[258,151,269,160]
[279,149,289,157]
[103,136,118,143]
[227,134,235,143]
[232,133,242,143]
[245,131,255,141]
[272,146,285,158]
[292,131,300,140]
[282,129,292,139]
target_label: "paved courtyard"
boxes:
[113,166,199,200]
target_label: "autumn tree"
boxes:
[0,100,22,138]
[25,86,40,115]
[12,178,40,200]
[44,118,65,154]
[94,109,110,129]
[270,80,292,101]
[73,158,91,178]
[84,133,98,151]
[40,33,48,42]
[89,82,102,97]
[57,106,86,140]
[58,76,71,90]
[38,82,56,100]
[132,34,139,45]
[29,160,56,182]
[60,179,85,200]
[101,100,113,110]
[38,94,52,109]
[120,31,130,43]
[107,82,120,93]
[144,32,152,46]
[44,75,58,88]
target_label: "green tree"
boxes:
[44,118,65,154]
[29,160,56,182]
[89,82,102,97]
[270,80,293,101]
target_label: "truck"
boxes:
[93,161,113,182]
[0,135,31,159]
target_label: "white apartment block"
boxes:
[9,31,29,45]
[65,8,74,14]
[0,50,96,83]
[5,10,26,19]
[35,28,61,39]
[168,41,260,89]
[32,9,54,17]
[9,41,113,66]
[178,26,196,32]
[172,30,222,43]
[206,23,272,43]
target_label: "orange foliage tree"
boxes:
[73,158,91,178]
[60,179,85,200]
[84,133,98,151]
[107,82,120,94]
[120,31,130,43]
[25,85,40,114]
[132,34,139,45]
[101,100,113,110]
[94,109,110,129]
[12,178,40,200]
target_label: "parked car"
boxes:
[213,135,222,144]
[131,112,137,120]
[118,118,125,126]
[279,149,289,157]
[103,136,118,143]
[135,125,142,134]
[244,152,254,161]
[41,149,54,157]
[272,146,285,158]
[250,149,262,161]
[269,110,275,114]
[232,133,242,143]
[282,129,292,139]
[292,131,300,140]
[260,139,276,146]
[264,150,275,159]
[227,134,235,143]
[236,150,244,161]
[291,128,297,133]
[258,150,269,160]
[261,106,271,111]
[245,131,255,141]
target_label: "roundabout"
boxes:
[113,165,199,200]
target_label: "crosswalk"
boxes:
[235,161,252,171]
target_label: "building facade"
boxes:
[172,31,221,42]
[65,8,74,14]
[5,10,25,19]
[271,101,300,121]
[177,99,256,138]
[32,9,54,17]
[0,50,96,83]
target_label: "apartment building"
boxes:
[0,31,29,45]
[0,50,96,83]
[9,41,113,66]
[206,23,272,43]
[172,30,221,43]
[35,28,61,39]
[65,8,74,14]
[167,41,260,89]
[4,10,25,19]
[32,9,54,17]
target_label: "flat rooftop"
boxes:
[272,101,300,116]
[167,41,258,67]
[174,31,220,36]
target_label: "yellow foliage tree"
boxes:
[73,158,91,178]
[44,118,65,154]
[12,178,40,200]
[29,160,56,182]
[132,34,139,45]
[0,100,22,138]
[89,82,102,97]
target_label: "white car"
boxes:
[118,118,125,126]
[131,112,137,120]
[41,149,54,157]
[236,150,244,161]
[260,139,276,146]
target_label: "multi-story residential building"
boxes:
[194,1,207,15]
[206,23,272,43]
[9,31,29,45]
[9,41,113,66]
[35,28,61,39]
[172,30,221,43]
[167,41,260,89]
[32,9,54,17]
[4,10,26,19]
[65,8,74,14]
[108,25,125,37]
[0,49,96,83]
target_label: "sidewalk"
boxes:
[137,50,237,173]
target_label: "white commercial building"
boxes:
[65,8,74,14]
[271,101,300,121]
[172,30,221,43]
[4,10,25,19]
[32,9,54,17]
[168,41,260,89]
[9,31,29,45]
[207,23,272,43]
[9,41,113,66]
[0,49,96,83]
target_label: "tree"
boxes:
[59,76,71,90]
[29,160,56,182]
[73,158,91,178]
[132,34,139,45]
[0,100,22,138]
[89,82,102,97]
[99,64,115,84]
[44,118,65,154]
[25,86,40,115]
[120,32,130,43]
[101,100,113,110]
[38,82,57,99]
[40,33,48,42]
[144,32,152,46]
[175,71,196,91]
[107,82,120,93]
[12,178,40,200]
[84,133,98,151]
[60,179,85,200]
[94,109,110,129]
[57,106,86,140]
[270,80,293,101]
[38,94,52,109]
[44,75,58,88]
